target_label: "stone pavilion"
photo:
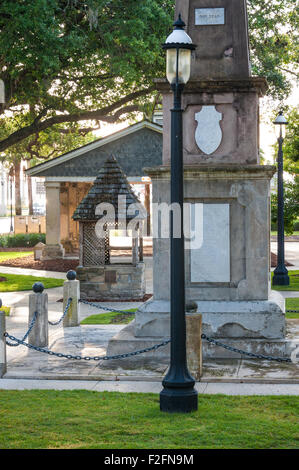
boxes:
[73,155,147,301]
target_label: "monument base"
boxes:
[76,263,145,301]
[134,291,286,340]
[105,291,297,363]
[41,244,65,260]
[106,320,296,365]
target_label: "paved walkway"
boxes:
[0,265,66,279]
[0,243,298,393]
[2,294,299,385]
[271,241,299,268]
[1,378,299,395]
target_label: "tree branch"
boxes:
[0,87,153,152]
[277,66,299,78]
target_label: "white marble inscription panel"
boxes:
[190,203,230,283]
[195,8,225,26]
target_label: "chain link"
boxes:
[5,311,38,347]
[201,334,292,363]
[79,298,136,316]
[4,332,170,361]
[4,297,295,364]
[48,298,72,326]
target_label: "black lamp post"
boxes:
[9,173,13,234]
[160,15,198,413]
[272,111,290,286]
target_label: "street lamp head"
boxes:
[274,111,288,139]
[163,14,196,86]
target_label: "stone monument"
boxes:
[107,0,294,361]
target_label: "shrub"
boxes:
[0,233,46,248]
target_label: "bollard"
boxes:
[63,271,80,327]
[186,312,203,381]
[0,299,7,377]
[28,283,48,348]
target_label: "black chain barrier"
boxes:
[4,295,296,363]
[48,298,72,326]
[5,310,38,347]
[4,332,170,361]
[80,299,299,317]
[79,298,135,315]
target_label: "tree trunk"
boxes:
[26,162,33,214]
[14,161,22,215]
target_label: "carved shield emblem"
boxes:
[195,106,223,155]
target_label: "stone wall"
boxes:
[77,263,145,300]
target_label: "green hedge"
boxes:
[271,220,299,233]
[0,233,46,248]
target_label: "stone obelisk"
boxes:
[107,0,294,362]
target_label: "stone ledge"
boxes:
[144,164,276,181]
[154,77,268,96]
[134,293,286,339]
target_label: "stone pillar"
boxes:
[63,271,80,327]
[132,236,139,266]
[186,313,202,381]
[42,181,65,260]
[28,283,48,348]
[144,182,151,235]
[0,299,7,377]
[0,168,6,216]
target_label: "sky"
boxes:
[260,84,299,165]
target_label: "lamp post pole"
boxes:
[10,174,13,234]
[272,112,289,286]
[160,15,198,413]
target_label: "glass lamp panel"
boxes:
[166,48,192,85]
[178,48,191,84]
[166,48,177,84]
[274,124,286,139]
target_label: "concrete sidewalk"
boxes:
[0,265,66,279]
[1,255,298,392]
[0,378,299,395]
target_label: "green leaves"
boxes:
[0,0,297,156]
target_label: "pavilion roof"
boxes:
[72,155,146,222]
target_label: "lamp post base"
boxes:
[272,272,290,286]
[160,387,198,413]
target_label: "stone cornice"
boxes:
[154,77,268,97]
[144,164,276,180]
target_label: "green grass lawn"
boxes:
[0,272,64,292]
[0,391,298,449]
[271,231,299,236]
[81,309,137,325]
[272,270,299,291]
[0,251,33,262]
[286,298,299,319]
